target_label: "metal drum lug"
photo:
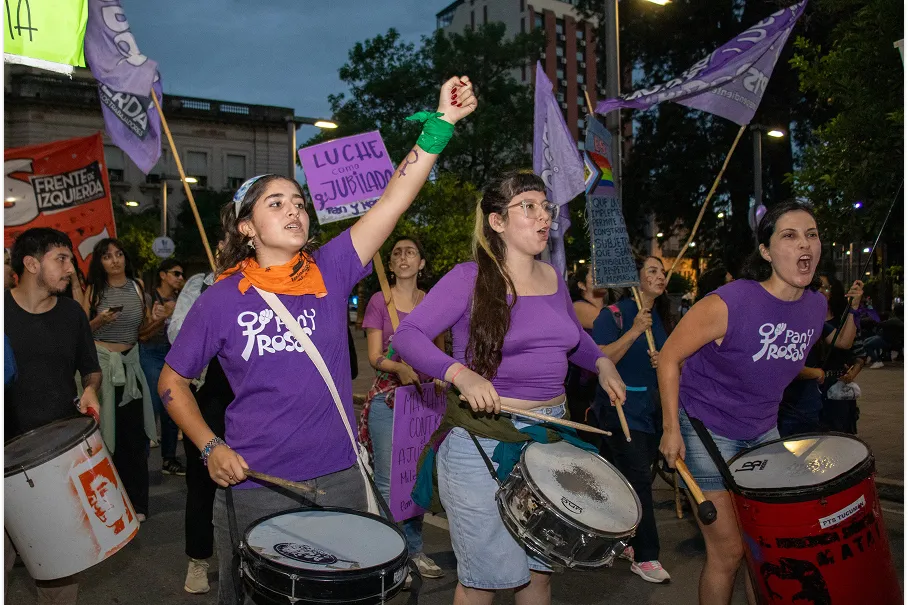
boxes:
[23,470,34,488]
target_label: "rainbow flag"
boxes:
[588,151,614,189]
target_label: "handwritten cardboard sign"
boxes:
[389,383,446,522]
[298,131,395,225]
[584,117,638,288]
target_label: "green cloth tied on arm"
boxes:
[405,111,455,155]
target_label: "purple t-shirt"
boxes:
[362,291,410,355]
[679,279,827,440]
[394,262,604,400]
[166,229,371,487]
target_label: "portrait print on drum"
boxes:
[71,453,137,556]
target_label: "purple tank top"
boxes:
[679,280,827,440]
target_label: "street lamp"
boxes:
[750,124,786,208]
[288,115,339,177]
[717,212,725,219]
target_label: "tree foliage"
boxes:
[788,0,903,245]
[113,203,159,274]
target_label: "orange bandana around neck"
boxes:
[217,251,327,297]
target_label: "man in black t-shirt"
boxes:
[4,227,101,604]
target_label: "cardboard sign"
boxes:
[389,383,446,522]
[584,117,638,288]
[298,131,396,225]
[4,133,116,274]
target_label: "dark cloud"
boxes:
[125,0,446,117]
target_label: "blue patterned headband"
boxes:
[233,174,275,218]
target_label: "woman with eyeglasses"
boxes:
[394,172,625,605]
[359,236,446,582]
[139,258,186,476]
[83,238,158,522]
[159,78,476,605]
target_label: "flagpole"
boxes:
[666,124,747,281]
[150,89,216,272]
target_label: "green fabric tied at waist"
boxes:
[411,388,597,513]
[87,344,156,454]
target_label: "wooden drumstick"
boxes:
[245,470,325,496]
[457,397,612,436]
[674,459,718,525]
[614,400,632,442]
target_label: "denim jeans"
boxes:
[139,342,179,459]
[863,335,887,363]
[368,393,423,555]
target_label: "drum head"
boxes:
[523,441,640,535]
[728,434,871,495]
[4,417,95,476]
[244,509,407,573]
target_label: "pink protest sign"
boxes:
[298,131,396,225]
[389,383,446,522]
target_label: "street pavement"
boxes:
[6,331,904,604]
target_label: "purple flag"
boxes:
[596,1,806,125]
[533,62,585,277]
[84,0,162,173]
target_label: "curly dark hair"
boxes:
[740,201,818,282]
[216,175,315,276]
[467,171,546,380]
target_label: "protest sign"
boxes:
[298,131,396,225]
[4,133,116,274]
[389,383,446,522]
[584,117,638,288]
[4,0,87,69]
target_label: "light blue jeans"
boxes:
[437,403,565,590]
[368,393,424,555]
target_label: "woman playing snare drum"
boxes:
[394,172,625,605]
[658,201,828,605]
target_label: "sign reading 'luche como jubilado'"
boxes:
[298,131,396,225]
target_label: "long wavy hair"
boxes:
[216,175,315,276]
[86,238,139,313]
[466,172,546,380]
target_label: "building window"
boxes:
[556,68,565,79]
[483,5,487,24]
[534,12,543,30]
[437,11,454,29]
[104,146,125,182]
[520,17,525,33]
[578,73,585,84]
[577,51,584,62]
[556,46,564,57]
[226,154,247,191]
[578,119,585,129]
[577,27,584,39]
[556,91,565,102]
[519,0,525,11]
[578,140,586,151]
[185,151,208,188]
[145,150,169,184]
[577,95,585,105]
[556,19,564,34]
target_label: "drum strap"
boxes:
[225,487,245,602]
[468,432,502,487]
[685,414,740,494]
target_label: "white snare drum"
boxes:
[497,441,642,568]
[4,417,139,580]
[240,508,409,604]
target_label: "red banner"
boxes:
[4,133,117,274]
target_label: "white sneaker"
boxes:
[631,560,671,583]
[870,361,884,369]
[619,545,635,562]
[184,558,210,594]
[411,552,444,578]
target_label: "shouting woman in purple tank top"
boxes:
[657,201,828,605]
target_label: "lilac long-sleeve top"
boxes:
[394,262,605,401]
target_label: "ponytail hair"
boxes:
[466,171,545,380]
[740,200,817,282]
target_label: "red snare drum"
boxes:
[728,433,901,605]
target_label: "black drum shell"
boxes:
[240,507,409,605]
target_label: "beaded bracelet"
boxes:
[201,437,228,467]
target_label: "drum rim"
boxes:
[241,506,410,581]
[517,442,643,537]
[4,416,96,477]
[726,431,875,502]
